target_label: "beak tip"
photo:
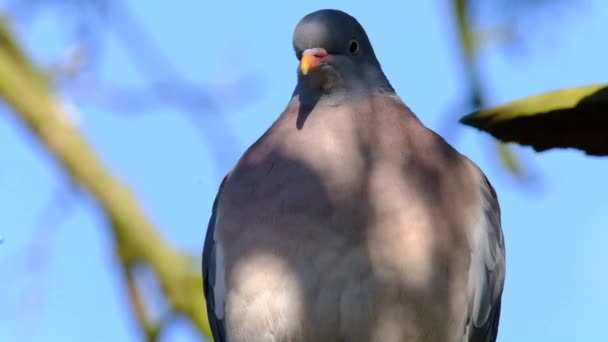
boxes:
[300,56,312,75]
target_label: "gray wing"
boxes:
[465,174,506,342]
[202,174,230,342]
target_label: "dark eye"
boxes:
[348,39,359,54]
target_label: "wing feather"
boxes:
[202,174,230,342]
[465,173,506,342]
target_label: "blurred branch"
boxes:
[23,183,76,281]
[106,0,217,108]
[123,262,158,341]
[451,0,528,178]
[0,19,212,340]
[104,0,248,174]
[5,1,253,176]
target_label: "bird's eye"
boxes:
[348,39,360,55]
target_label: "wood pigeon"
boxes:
[202,9,505,342]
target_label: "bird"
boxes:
[202,9,505,342]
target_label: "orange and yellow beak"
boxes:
[300,48,328,75]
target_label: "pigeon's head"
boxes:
[293,9,393,95]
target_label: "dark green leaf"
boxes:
[460,84,608,156]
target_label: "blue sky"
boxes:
[1,1,607,341]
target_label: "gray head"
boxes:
[292,9,394,101]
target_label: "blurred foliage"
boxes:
[0,0,573,341]
[453,0,579,174]
[0,14,213,341]
[453,0,540,177]
[461,84,608,156]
